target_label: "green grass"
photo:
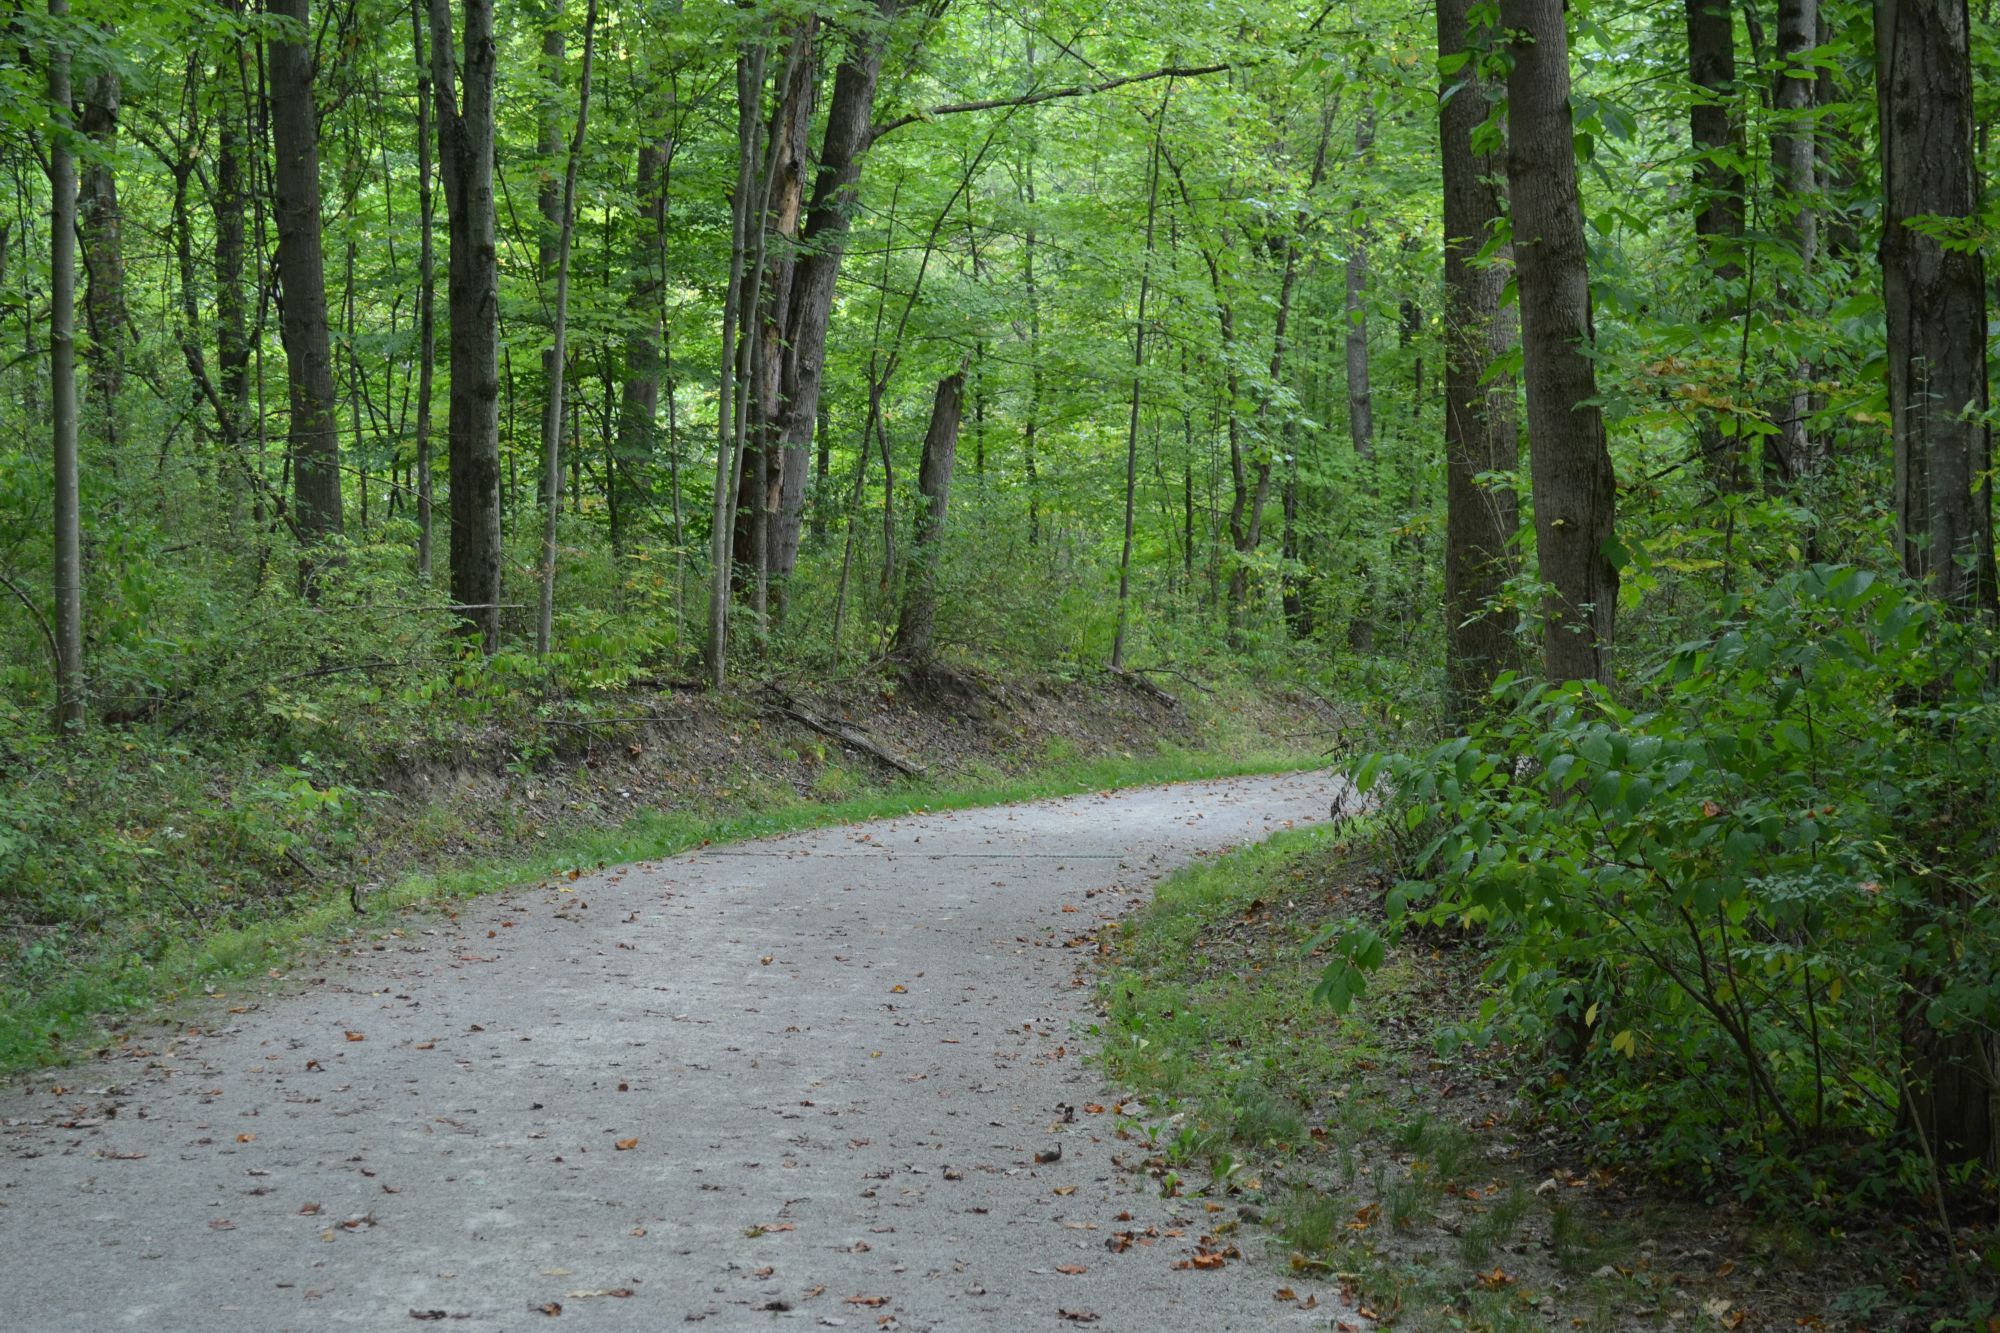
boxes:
[0,741,1316,1076]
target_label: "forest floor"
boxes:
[0,770,1355,1330]
[0,661,1347,1072]
[1098,830,1984,1332]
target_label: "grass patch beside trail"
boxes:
[0,742,1310,1077]
[1096,829,1859,1332]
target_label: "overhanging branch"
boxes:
[870,62,1231,143]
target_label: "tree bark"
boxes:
[892,372,964,663]
[1502,0,1619,684]
[1768,0,1817,484]
[48,0,84,733]
[411,0,437,580]
[613,135,668,555]
[1877,0,1996,614]
[1686,0,1745,487]
[431,0,504,649]
[269,0,345,550]
[535,0,596,658]
[1113,93,1170,670]
[78,66,124,438]
[536,3,564,517]
[765,0,902,596]
[1344,110,1376,462]
[1439,0,1521,716]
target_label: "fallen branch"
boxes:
[1110,666,1180,709]
[761,689,925,777]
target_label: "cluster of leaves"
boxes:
[1318,566,2000,1209]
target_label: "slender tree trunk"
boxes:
[614,135,669,555]
[892,371,964,663]
[270,0,345,553]
[706,38,768,687]
[1344,110,1376,461]
[536,3,564,517]
[1768,0,1818,484]
[48,0,84,734]
[431,0,504,649]
[411,0,437,580]
[1113,95,1170,670]
[1686,0,1746,487]
[1440,0,1521,716]
[78,66,124,445]
[215,11,251,475]
[535,0,595,658]
[1503,0,1619,684]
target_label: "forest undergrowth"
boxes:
[1099,827,1999,1332]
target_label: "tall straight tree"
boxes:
[1768,0,1817,483]
[1438,0,1519,715]
[1685,0,1744,485]
[892,371,964,663]
[1876,0,1999,1170]
[410,0,437,580]
[77,66,124,438]
[1113,90,1170,671]
[1876,0,1996,614]
[48,0,83,733]
[430,0,505,650]
[269,0,345,549]
[535,0,597,658]
[1502,0,1618,684]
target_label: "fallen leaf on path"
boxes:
[615,1137,638,1151]
[534,1301,562,1316]
[565,1289,633,1299]
[409,1310,448,1321]
[845,1295,888,1308]
[208,1219,235,1231]
[236,1133,255,1143]
[1058,1311,1099,1324]
[299,1203,323,1215]
[1054,1264,1087,1275]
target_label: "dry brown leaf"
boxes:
[615,1137,638,1151]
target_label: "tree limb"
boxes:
[870,63,1230,143]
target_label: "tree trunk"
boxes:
[431,0,504,649]
[892,372,964,663]
[535,0,596,658]
[1768,0,1817,484]
[536,4,564,518]
[1503,0,1619,684]
[1113,95,1170,670]
[1686,0,1745,487]
[215,5,252,484]
[1439,0,1522,716]
[48,0,84,734]
[1878,0,1996,614]
[614,136,668,555]
[411,0,437,580]
[766,0,902,593]
[78,66,124,440]
[269,0,345,551]
[705,37,769,687]
[1878,0,1999,1170]
[1345,110,1376,462]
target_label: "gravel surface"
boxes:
[0,772,1355,1331]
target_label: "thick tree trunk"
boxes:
[766,0,901,594]
[78,67,124,438]
[269,0,344,550]
[1439,0,1521,716]
[892,372,964,663]
[411,0,437,580]
[431,0,505,649]
[1686,0,1745,487]
[1877,0,1996,614]
[1769,0,1817,484]
[1502,0,1619,684]
[1878,0,1999,1171]
[48,0,84,733]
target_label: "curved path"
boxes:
[0,772,1349,1330]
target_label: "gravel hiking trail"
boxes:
[0,772,1358,1331]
